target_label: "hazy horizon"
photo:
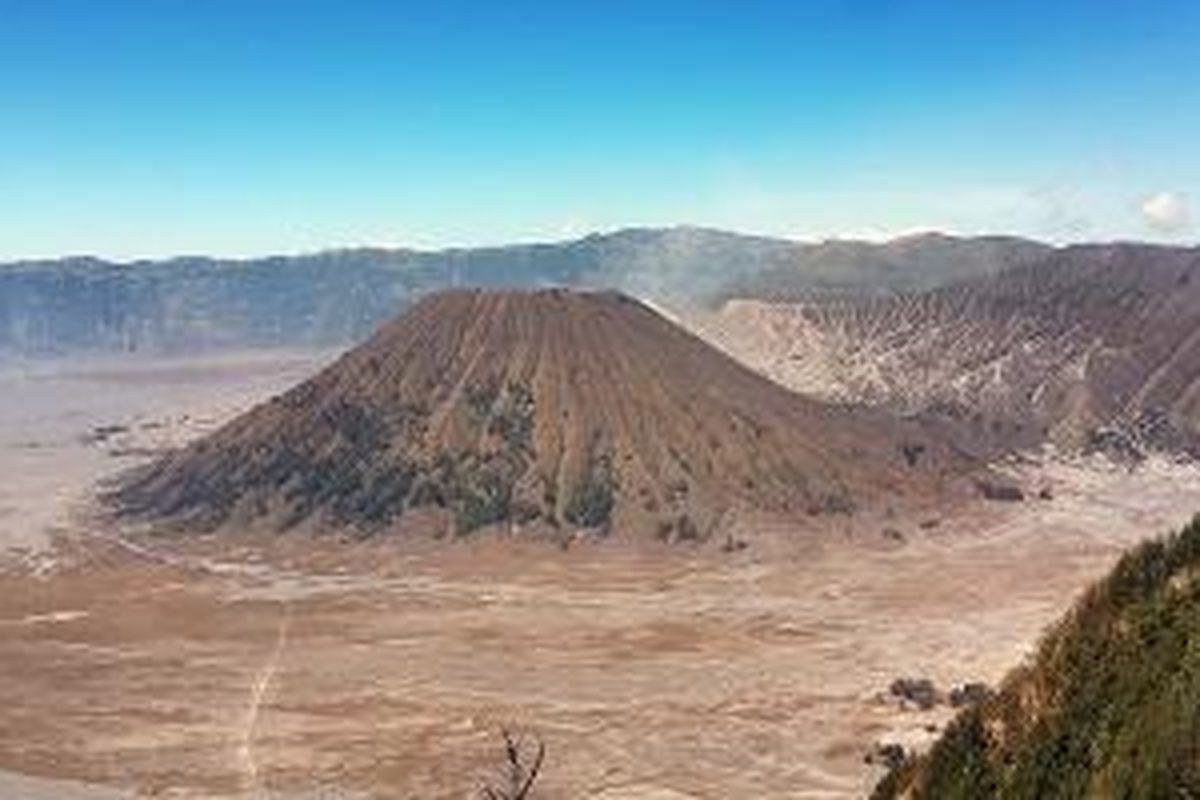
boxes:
[5,223,1198,266]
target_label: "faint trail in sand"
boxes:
[94,530,299,796]
[87,528,299,796]
[239,604,291,797]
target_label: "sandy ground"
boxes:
[0,350,336,570]
[1,353,1199,799]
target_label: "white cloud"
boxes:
[1141,191,1191,232]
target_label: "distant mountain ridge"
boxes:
[0,227,1051,357]
[717,231,1051,301]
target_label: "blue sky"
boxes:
[1,1,1198,259]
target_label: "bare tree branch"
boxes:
[516,739,544,798]
[480,728,546,800]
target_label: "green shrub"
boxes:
[564,461,616,530]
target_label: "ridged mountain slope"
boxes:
[112,289,972,539]
[702,244,1200,457]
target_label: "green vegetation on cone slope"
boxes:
[876,514,1200,799]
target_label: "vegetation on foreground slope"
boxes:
[875,514,1200,798]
